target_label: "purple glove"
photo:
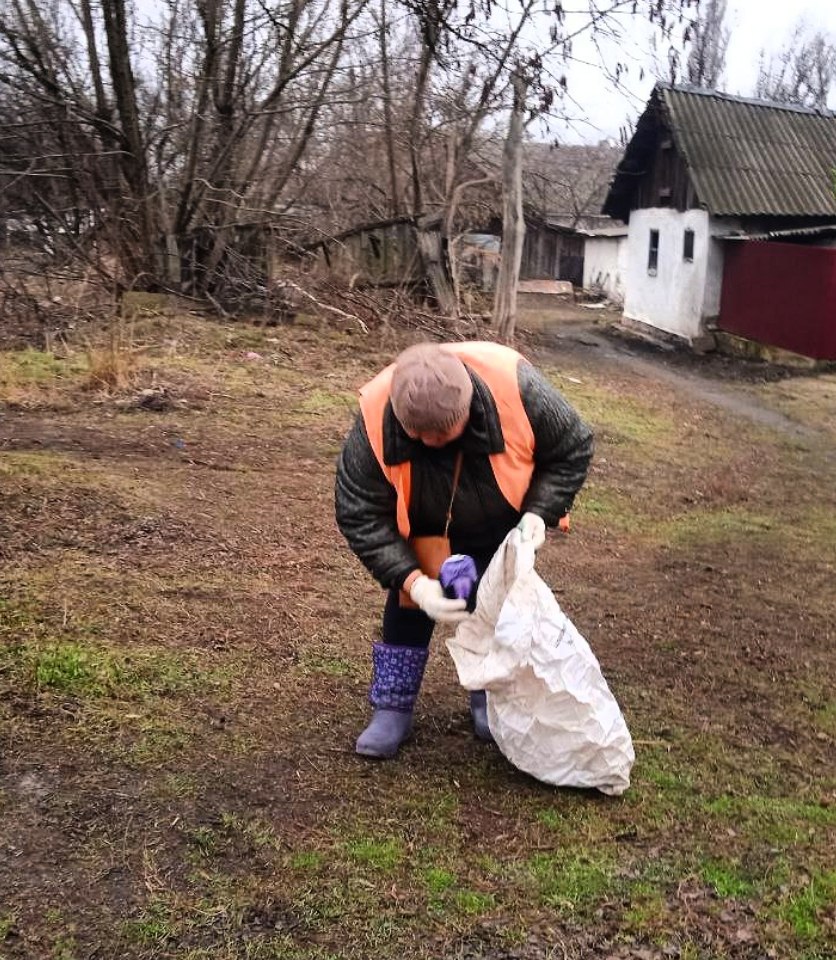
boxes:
[439,554,478,612]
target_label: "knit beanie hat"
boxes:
[390,343,473,434]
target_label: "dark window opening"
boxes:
[648,229,659,274]
[683,228,695,262]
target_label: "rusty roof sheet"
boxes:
[660,85,836,217]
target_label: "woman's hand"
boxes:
[409,575,469,623]
[517,512,546,549]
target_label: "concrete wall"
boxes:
[583,236,628,304]
[623,208,719,341]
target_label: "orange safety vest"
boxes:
[358,342,536,538]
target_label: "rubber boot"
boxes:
[356,643,429,759]
[469,690,494,742]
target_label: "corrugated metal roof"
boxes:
[660,85,836,217]
[723,223,836,241]
[585,226,628,237]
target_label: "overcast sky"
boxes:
[551,0,836,144]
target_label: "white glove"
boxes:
[517,512,546,549]
[409,575,469,623]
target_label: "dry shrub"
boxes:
[84,321,142,393]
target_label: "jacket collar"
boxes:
[382,368,506,466]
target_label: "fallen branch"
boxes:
[278,280,369,332]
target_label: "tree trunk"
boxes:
[101,0,158,287]
[493,72,527,343]
[416,217,457,315]
[378,0,400,216]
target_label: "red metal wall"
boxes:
[719,241,836,360]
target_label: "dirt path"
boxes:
[542,318,823,442]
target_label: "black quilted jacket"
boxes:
[335,360,594,589]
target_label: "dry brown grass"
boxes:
[83,319,143,392]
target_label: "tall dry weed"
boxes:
[84,320,141,392]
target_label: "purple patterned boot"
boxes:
[355,643,429,759]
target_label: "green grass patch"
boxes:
[51,935,80,960]
[547,372,678,448]
[187,825,219,860]
[0,450,82,479]
[2,637,223,701]
[128,717,193,764]
[160,772,201,799]
[290,850,324,871]
[422,866,456,896]
[705,795,836,840]
[773,870,836,941]
[640,759,695,794]
[161,351,304,398]
[0,449,172,520]
[621,881,668,932]
[121,898,177,947]
[33,641,110,695]
[616,747,710,834]
[783,505,836,564]
[293,387,357,417]
[0,349,85,391]
[296,650,358,678]
[808,698,836,738]
[343,837,403,871]
[396,791,458,833]
[533,800,617,845]
[573,484,646,533]
[454,889,495,915]
[0,594,44,641]
[526,849,616,912]
[700,858,756,898]
[1,595,228,702]
[658,507,781,547]
[218,813,281,852]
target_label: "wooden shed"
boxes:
[307,217,425,287]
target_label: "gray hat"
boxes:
[390,344,473,434]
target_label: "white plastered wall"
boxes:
[624,208,725,341]
[583,236,628,304]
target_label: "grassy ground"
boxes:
[1,313,834,960]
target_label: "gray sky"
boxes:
[552,0,836,144]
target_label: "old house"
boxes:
[582,224,629,303]
[521,217,586,286]
[603,84,836,359]
[477,213,586,286]
[303,142,619,305]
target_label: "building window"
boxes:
[683,228,695,262]
[648,229,659,275]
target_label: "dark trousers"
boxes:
[382,547,496,648]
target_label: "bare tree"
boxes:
[494,71,527,343]
[523,142,621,227]
[399,1,697,326]
[686,0,729,89]
[755,21,836,109]
[0,0,369,305]
[0,0,699,325]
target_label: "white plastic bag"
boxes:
[446,530,634,795]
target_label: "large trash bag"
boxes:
[447,529,634,796]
